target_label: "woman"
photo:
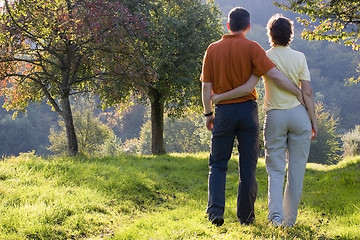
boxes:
[212,14,317,227]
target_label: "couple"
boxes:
[201,7,317,227]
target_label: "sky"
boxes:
[0,0,12,8]
[0,1,6,8]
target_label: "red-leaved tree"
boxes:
[0,0,151,155]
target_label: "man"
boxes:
[201,7,303,227]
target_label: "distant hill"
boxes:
[215,0,360,131]
[215,0,300,26]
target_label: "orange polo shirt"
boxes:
[201,34,275,104]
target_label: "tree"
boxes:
[48,108,115,156]
[308,102,342,164]
[0,115,39,156]
[274,0,360,83]
[137,114,211,154]
[0,98,58,156]
[98,103,147,141]
[342,125,360,157]
[137,0,223,154]
[0,0,148,155]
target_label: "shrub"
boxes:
[308,102,342,164]
[138,115,211,154]
[139,120,152,155]
[48,110,115,156]
[342,125,360,157]
[121,138,141,154]
[97,136,122,156]
[164,115,211,153]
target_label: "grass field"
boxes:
[0,152,359,239]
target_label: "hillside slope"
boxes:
[0,152,359,239]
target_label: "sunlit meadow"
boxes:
[0,152,359,239]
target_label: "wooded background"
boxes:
[0,0,358,161]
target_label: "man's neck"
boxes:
[229,30,247,37]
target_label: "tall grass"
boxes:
[0,152,359,239]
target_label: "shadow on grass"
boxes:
[17,153,359,239]
[54,154,210,213]
[75,154,359,217]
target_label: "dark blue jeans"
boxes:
[207,101,259,223]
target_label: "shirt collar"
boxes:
[222,33,246,39]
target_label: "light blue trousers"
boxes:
[264,105,311,227]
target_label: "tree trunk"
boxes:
[150,88,166,155]
[61,96,78,156]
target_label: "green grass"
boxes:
[0,152,359,239]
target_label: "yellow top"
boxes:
[263,46,311,111]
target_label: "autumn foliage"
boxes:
[0,0,150,155]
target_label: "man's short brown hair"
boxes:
[267,14,294,47]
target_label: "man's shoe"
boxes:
[208,213,224,227]
[239,217,254,225]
